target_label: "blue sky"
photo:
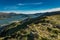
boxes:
[0,0,60,13]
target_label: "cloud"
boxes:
[1,7,60,14]
[31,2,43,5]
[17,2,43,6]
[40,8,60,12]
[14,7,60,14]
[25,7,60,14]
[17,3,25,5]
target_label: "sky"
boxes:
[0,0,60,14]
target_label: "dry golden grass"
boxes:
[0,14,60,40]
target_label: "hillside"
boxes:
[0,12,60,40]
[0,12,19,19]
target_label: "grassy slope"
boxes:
[0,14,60,40]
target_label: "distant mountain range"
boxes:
[0,12,43,19]
[0,11,59,19]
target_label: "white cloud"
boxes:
[17,2,43,6]
[32,2,43,5]
[17,3,25,5]
[0,7,60,14]
[40,8,60,12]
[17,7,60,14]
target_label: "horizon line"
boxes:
[0,7,60,14]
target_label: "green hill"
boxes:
[0,13,60,40]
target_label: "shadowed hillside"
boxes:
[0,12,60,40]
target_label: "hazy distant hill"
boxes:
[0,12,42,19]
[0,12,17,19]
[0,11,60,40]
